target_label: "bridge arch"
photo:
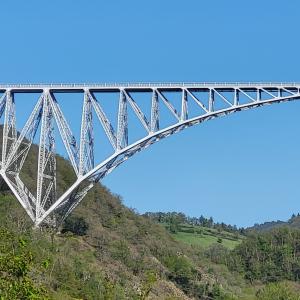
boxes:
[0,83,299,226]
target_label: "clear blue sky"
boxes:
[1,0,300,227]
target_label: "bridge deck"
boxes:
[0,82,300,92]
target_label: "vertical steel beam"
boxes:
[181,89,188,121]
[2,90,16,167]
[117,90,128,150]
[233,89,239,106]
[151,90,159,132]
[208,89,214,112]
[79,90,94,176]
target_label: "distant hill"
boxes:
[288,215,300,228]
[247,214,300,232]
[247,220,286,232]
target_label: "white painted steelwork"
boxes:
[0,83,298,227]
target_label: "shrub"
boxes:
[164,255,193,286]
[256,282,300,300]
[62,215,89,236]
[0,228,48,299]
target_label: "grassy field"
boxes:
[162,223,243,249]
[172,231,241,249]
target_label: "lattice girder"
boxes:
[0,83,298,226]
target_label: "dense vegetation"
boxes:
[0,226,48,299]
[1,142,300,298]
[0,191,245,299]
[2,192,300,299]
[208,227,300,284]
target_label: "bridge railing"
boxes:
[1,82,300,89]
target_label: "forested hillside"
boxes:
[0,140,243,300]
[0,186,245,299]
[1,143,300,299]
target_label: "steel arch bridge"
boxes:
[0,82,299,227]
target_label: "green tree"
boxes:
[0,228,48,299]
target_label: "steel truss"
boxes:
[0,83,299,227]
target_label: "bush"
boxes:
[111,240,131,266]
[205,243,229,264]
[256,282,300,300]
[164,255,193,286]
[0,228,48,299]
[62,215,89,236]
